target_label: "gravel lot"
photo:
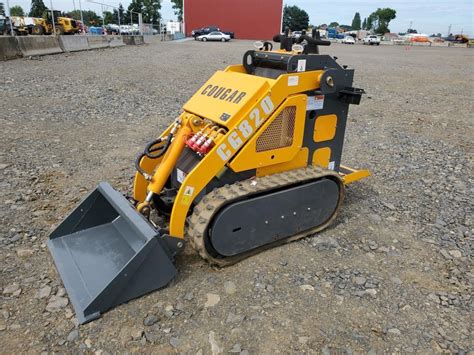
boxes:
[1,38,473,353]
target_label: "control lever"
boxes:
[296,28,331,54]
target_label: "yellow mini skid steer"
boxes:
[48,29,370,323]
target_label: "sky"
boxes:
[6,0,473,36]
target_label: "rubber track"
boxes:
[187,166,345,267]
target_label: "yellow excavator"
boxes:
[48,29,370,323]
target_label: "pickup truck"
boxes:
[192,25,234,39]
[363,35,380,45]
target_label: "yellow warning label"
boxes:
[181,185,195,205]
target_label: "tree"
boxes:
[10,5,25,16]
[362,17,366,30]
[142,0,160,24]
[125,0,143,24]
[282,5,309,31]
[328,22,339,28]
[103,10,114,24]
[340,24,352,31]
[367,8,396,34]
[171,0,182,21]
[68,9,101,26]
[366,13,375,30]
[29,0,47,17]
[118,3,124,23]
[351,12,361,30]
[0,2,5,16]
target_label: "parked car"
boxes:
[363,35,380,45]
[119,25,139,35]
[192,25,234,39]
[197,31,231,42]
[291,31,302,38]
[88,26,104,35]
[106,24,120,35]
[0,16,12,35]
[342,36,355,44]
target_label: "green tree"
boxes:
[351,12,361,30]
[142,0,160,24]
[103,10,114,24]
[362,18,366,30]
[171,0,182,21]
[10,5,25,16]
[282,5,309,31]
[367,8,396,34]
[340,24,352,31]
[118,3,124,23]
[68,9,101,26]
[0,2,6,16]
[328,22,339,28]
[29,0,47,17]
[366,14,375,30]
[125,0,143,23]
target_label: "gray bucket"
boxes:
[48,182,179,324]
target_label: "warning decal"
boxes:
[306,95,325,111]
[181,185,195,205]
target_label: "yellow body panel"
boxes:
[183,71,271,127]
[313,147,331,168]
[256,147,309,177]
[229,95,306,172]
[314,114,337,142]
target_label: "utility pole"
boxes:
[6,0,14,36]
[49,0,56,35]
[79,0,84,34]
[447,24,451,37]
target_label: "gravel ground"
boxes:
[1,38,473,353]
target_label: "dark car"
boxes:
[0,16,12,35]
[191,25,234,39]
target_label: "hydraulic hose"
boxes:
[145,134,172,159]
[135,134,172,180]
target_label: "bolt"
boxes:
[265,221,269,224]
[326,76,334,87]
[293,212,297,215]
[307,207,311,211]
[177,242,183,248]
[281,215,285,219]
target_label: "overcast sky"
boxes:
[6,0,473,36]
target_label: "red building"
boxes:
[184,0,283,40]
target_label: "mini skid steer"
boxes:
[48,29,370,323]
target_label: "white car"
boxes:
[197,31,231,42]
[342,36,355,44]
[291,31,302,39]
[363,35,381,45]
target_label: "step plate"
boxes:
[209,178,340,257]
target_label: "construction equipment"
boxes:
[31,10,79,35]
[0,16,12,35]
[3,16,29,36]
[48,28,370,324]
